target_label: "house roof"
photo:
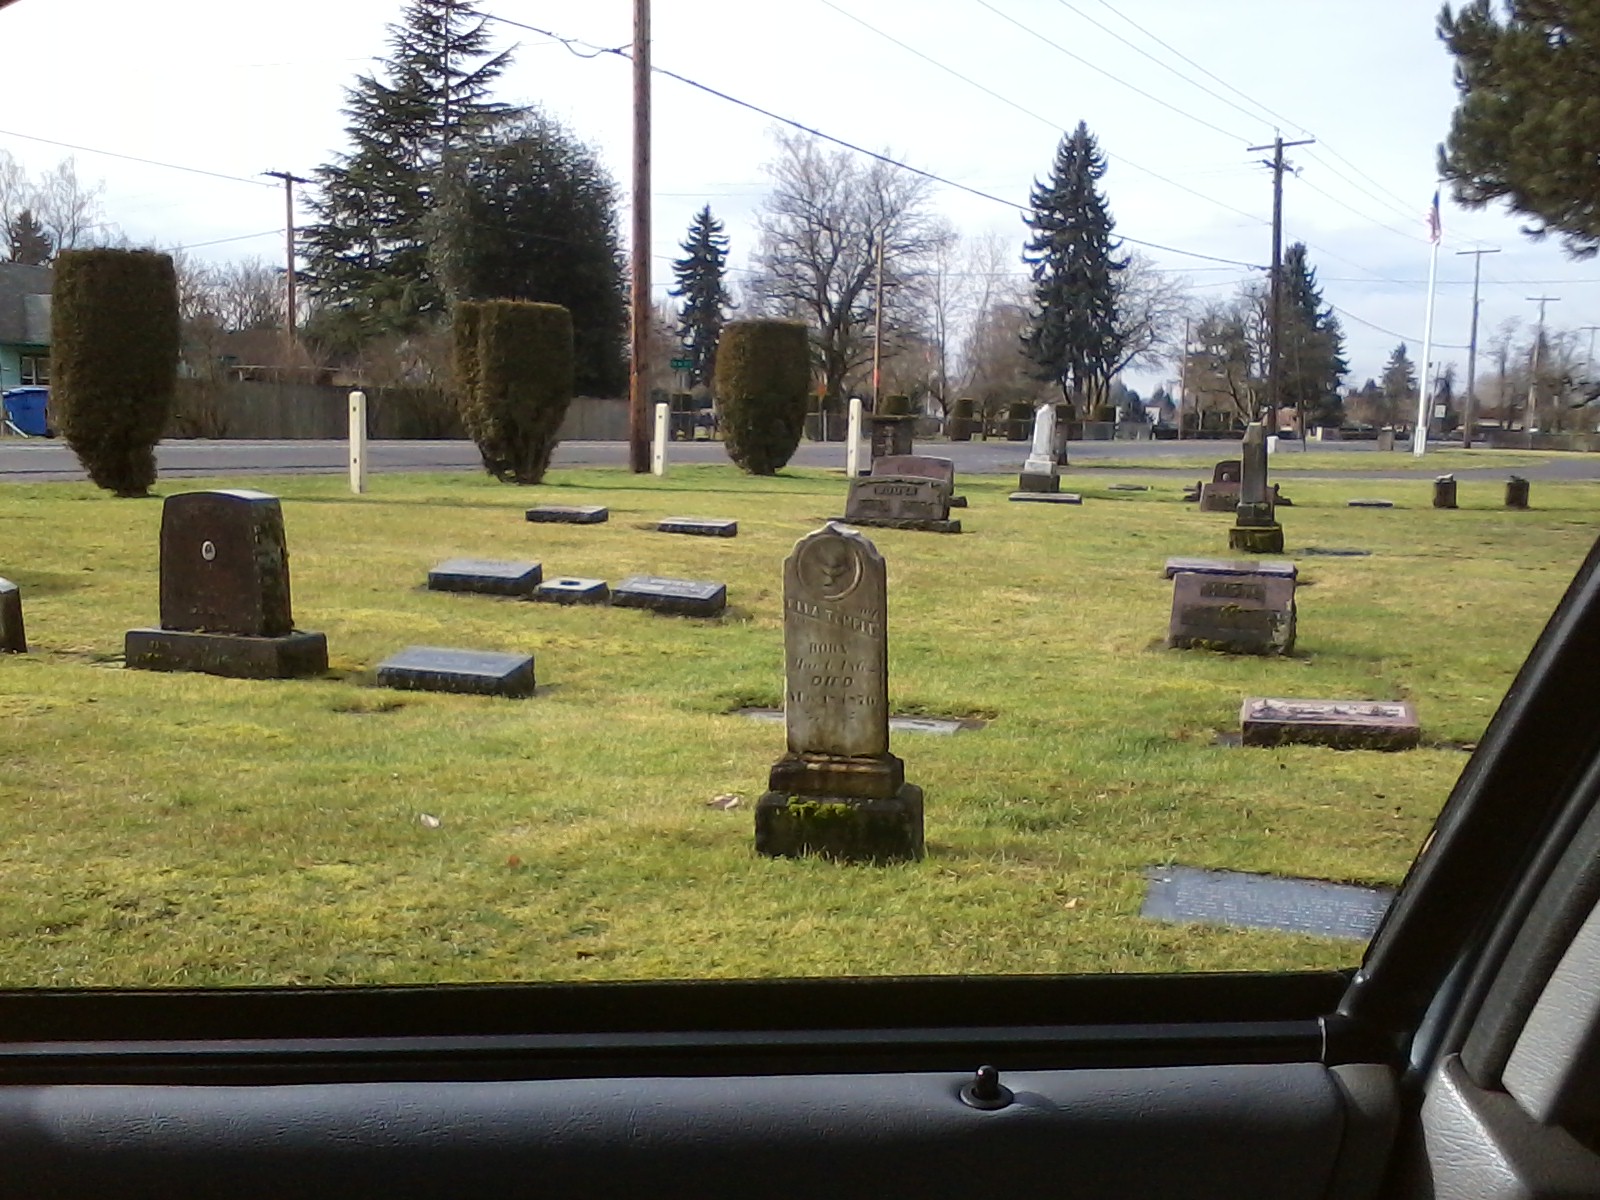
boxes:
[0,262,52,346]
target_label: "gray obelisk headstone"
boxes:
[1228,422,1284,554]
[1016,403,1060,494]
[755,522,924,863]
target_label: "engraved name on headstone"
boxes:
[872,455,955,493]
[1168,570,1296,655]
[842,476,959,532]
[1241,697,1420,750]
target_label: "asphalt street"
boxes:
[3,435,1600,483]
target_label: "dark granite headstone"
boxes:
[841,475,960,533]
[1163,557,1297,582]
[1433,475,1458,509]
[427,558,542,596]
[657,517,738,538]
[526,505,609,525]
[127,490,327,680]
[1008,492,1083,504]
[534,576,610,604]
[1240,697,1420,750]
[1168,571,1296,655]
[1506,476,1530,509]
[612,575,727,617]
[1142,866,1393,940]
[757,523,923,862]
[376,646,536,698]
[0,578,25,653]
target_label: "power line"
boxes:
[1328,301,1469,350]
[0,127,274,188]
[172,229,281,250]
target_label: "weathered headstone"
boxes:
[1167,570,1296,656]
[872,455,964,506]
[1240,697,1420,750]
[841,475,960,533]
[526,505,609,525]
[427,558,542,597]
[868,414,915,460]
[376,646,536,698]
[1198,460,1242,512]
[0,578,25,653]
[534,576,610,604]
[657,517,738,538]
[125,490,328,679]
[1433,475,1458,509]
[1376,429,1397,451]
[1008,492,1082,505]
[612,575,727,617]
[1016,403,1060,493]
[1228,423,1283,554]
[756,523,923,862]
[1163,557,1297,582]
[1506,475,1531,510]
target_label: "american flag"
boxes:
[1426,189,1442,244]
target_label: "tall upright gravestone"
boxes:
[755,523,924,863]
[1228,423,1284,554]
[125,490,328,679]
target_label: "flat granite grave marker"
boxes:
[534,576,610,604]
[656,517,738,538]
[1008,492,1083,504]
[376,646,536,698]
[526,505,608,525]
[1167,570,1296,656]
[1241,697,1420,750]
[612,575,727,617]
[1142,866,1393,941]
[841,475,960,533]
[427,558,542,597]
[0,578,24,652]
[125,490,328,679]
[756,522,924,862]
[1163,557,1297,582]
[1348,499,1395,509]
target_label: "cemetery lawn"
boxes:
[1073,448,1563,472]
[1,464,1596,987]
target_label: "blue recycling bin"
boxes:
[2,387,50,437]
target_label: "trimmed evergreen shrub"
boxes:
[880,394,912,416]
[52,249,180,497]
[453,300,574,484]
[714,319,809,475]
[1006,401,1033,441]
[950,396,974,442]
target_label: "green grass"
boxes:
[1,464,1596,987]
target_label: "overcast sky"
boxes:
[4,0,1594,390]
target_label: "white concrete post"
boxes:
[651,401,669,476]
[845,396,863,477]
[348,390,367,494]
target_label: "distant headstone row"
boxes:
[425,558,724,616]
[1433,475,1532,510]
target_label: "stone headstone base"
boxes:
[769,751,905,801]
[755,784,925,864]
[1228,525,1285,554]
[837,516,962,534]
[0,579,24,652]
[1016,471,1059,494]
[125,628,328,679]
[950,494,968,508]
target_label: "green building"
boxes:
[0,263,51,390]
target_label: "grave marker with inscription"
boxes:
[376,646,536,698]
[1240,697,1420,750]
[656,517,738,538]
[756,522,923,862]
[612,575,727,617]
[1167,570,1295,656]
[427,558,542,597]
[841,475,959,533]
[1198,459,1242,512]
[125,490,328,679]
[871,455,965,507]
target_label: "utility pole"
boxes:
[628,0,652,474]
[871,229,885,408]
[262,171,310,365]
[1525,295,1559,433]
[1178,315,1190,439]
[1455,247,1499,449]
[1247,136,1314,429]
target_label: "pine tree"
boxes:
[1439,1,1600,255]
[7,208,51,265]
[1021,121,1128,415]
[670,206,731,390]
[302,0,516,340]
[1279,243,1348,429]
[1381,343,1418,427]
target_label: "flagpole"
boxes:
[1413,196,1442,458]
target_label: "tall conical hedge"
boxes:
[713,320,809,476]
[52,249,180,497]
[453,300,573,484]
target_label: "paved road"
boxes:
[4,436,1600,482]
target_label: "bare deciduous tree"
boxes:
[1109,254,1190,378]
[33,158,111,252]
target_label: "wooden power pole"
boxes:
[628,0,652,474]
[263,170,310,362]
[1455,247,1499,449]
[1247,136,1313,427]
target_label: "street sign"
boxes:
[670,357,693,371]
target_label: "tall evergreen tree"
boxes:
[1279,243,1348,428]
[301,0,516,341]
[7,208,51,265]
[1381,343,1418,427]
[1021,121,1128,414]
[670,206,731,389]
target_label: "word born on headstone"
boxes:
[376,646,536,699]
[656,517,738,538]
[842,475,960,533]
[1167,570,1295,656]
[526,505,609,525]
[534,576,610,604]
[0,577,24,653]
[125,490,328,679]
[427,558,543,597]
[756,522,923,863]
[1163,557,1297,583]
[611,575,727,617]
[872,455,965,507]
[1241,697,1420,751]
